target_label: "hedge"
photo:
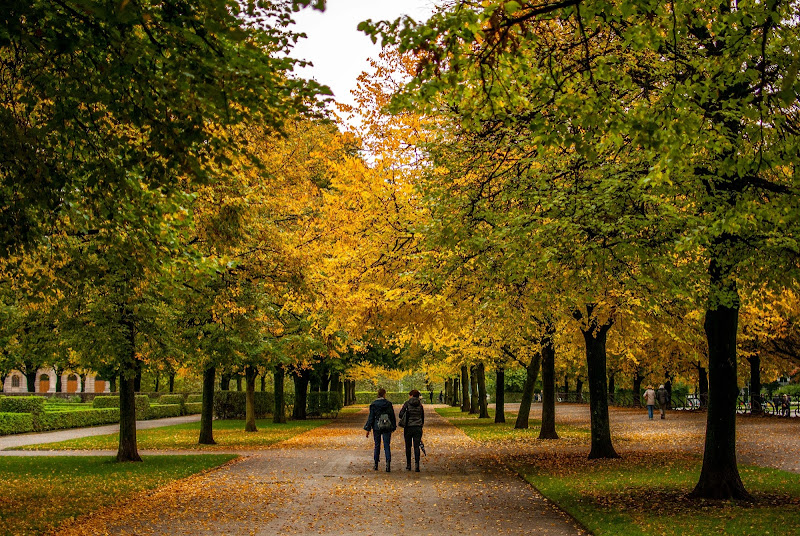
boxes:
[186,394,203,404]
[355,391,409,404]
[0,412,35,435]
[184,402,202,415]
[776,384,800,397]
[307,392,343,416]
[157,394,185,414]
[146,404,181,420]
[92,395,150,418]
[213,391,273,419]
[0,396,46,415]
[35,408,120,432]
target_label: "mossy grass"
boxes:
[0,454,236,536]
[18,418,331,451]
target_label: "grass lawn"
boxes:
[0,454,236,536]
[438,408,800,535]
[435,406,589,441]
[18,418,332,451]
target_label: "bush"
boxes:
[157,394,185,414]
[35,408,120,432]
[213,391,274,419]
[186,394,203,404]
[146,404,181,420]
[0,412,35,435]
[184,402,202,414]
[776,384,800,397]
[307,392,343,416]
[355,391,407,404]
[92,395,150,418]
[0,396,46,415]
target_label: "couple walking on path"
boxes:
[364,388,425,472]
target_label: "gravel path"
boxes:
[53,407,585,536]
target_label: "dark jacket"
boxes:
[364,397,396,432]
[656,387,669,406]
[399,396,425,428]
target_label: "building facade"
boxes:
[2,368,110,394]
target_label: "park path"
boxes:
[53,407,585,536]
[0,414,201,452]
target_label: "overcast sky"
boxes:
[290,0,437,113]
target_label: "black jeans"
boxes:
[404,426,423,465]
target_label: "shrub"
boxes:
[35,408,120,432]
[92,395,150,418]
[146,404,181,420]
[184,402,202,414]
[0,412,35,435]
[213,391,274,419]
[355,391,407,404]
[186,394,203,404]
[157,394,185,414]
[0,396,47,415]
[307,392,343,416]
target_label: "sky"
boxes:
[290,0,437,113]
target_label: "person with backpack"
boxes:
[364,388,396,472]
[399,389,425,472]
[656,384,669,419]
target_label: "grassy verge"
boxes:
[437,408,800,535]
[18,418,331,451]
[435,406,589,441]
[520,455,800,536]
[0,454,236,536]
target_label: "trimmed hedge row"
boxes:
[146,404,182,420]
[0,412,35,435]
[355,391,409,404]
[36,408,120,432]
[93,395,151,418]
[0,396,46,414]
[184,402,202,414]
[186,394,203,404]
[214,391,274,419]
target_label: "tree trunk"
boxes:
[477,363,489,418]
[220,373,231,391]
[292,369,310,420]
[632,370,643,407]
[699,365,709,409]
[453,378,460,406]
[469,365,478,414]
[575,378,584,403]
[495,366,505,424]
[749,355,762,415]
[260,373,266,392]
[80,373,87,393]
[444,378,451,406]
[169,371,175,393]
[236,375,242,391]
[116,367,142,462]
[320,372,330,392]
[563,374,569,400]
[244,366,257,432]
[25,370,36,393]
[274,366,287,424]
[154,373,160,393]
[199,366,216,445]
[539,324,559,440]
[460,366,470,412]
[515,352,541,429]
[691,269,752,501]
[580,313,619,460]
[110,375,117,393]
[54,368,62,393]
[608,372,615,400]
[133,370,141,393]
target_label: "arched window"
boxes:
[67,374,78,382]
[11,375,20,388]
[39,374,50,382]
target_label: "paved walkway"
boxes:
[0,415,201,451]
[53,408,585,536]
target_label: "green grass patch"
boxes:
[436,406,588,441]
[18,418,331,451]
[518,456,800,536]
[0,454,235,536]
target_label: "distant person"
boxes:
[664,378,673,409]
[364,388,396,472]
[644,385,656,420]
[781,394,791,417]
[656,384,669,419]
[429,390,434,404]
[399,389,425,472]
[438,391,443,403]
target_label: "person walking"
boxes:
[399,389,425,472]
[656,384,669,419]
[644,385,656,420]
[364,388,396,472]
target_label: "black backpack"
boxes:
[376,412,392,432]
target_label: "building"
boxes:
[2,368,110,394]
